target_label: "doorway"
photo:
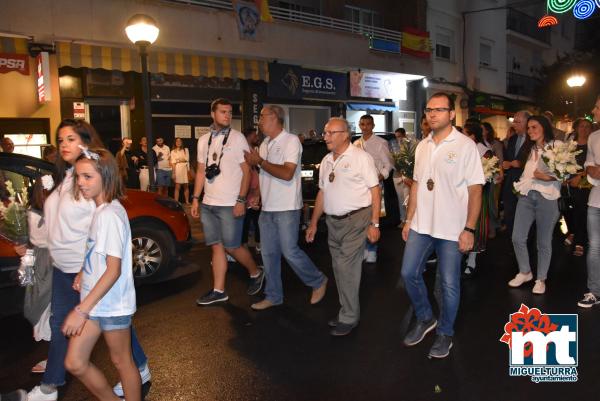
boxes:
[85,100,131,154]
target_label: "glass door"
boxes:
[85,100,130,154]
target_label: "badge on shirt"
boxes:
[445,151,457,164]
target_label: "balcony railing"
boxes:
[506,72,542,98]
[166,0,402,43]
[506,8,551,44]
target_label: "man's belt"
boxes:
[329,206,369,220]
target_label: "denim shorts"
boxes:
[200,204,244,249]
[89,314,133,331]
[156,169,172,186]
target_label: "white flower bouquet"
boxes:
[0,180,29,244]
[482,155,500,182]
[541,140,583,182]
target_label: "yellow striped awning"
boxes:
[56,41,268,81]
[0,37,29,54]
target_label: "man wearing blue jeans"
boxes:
[578,95,600,308]
[244,105,327,310]
[400,92,484,358]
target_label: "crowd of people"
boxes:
[2,92,600,400]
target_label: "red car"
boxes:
[0,153,191,315]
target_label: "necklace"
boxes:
[329,154,344,182]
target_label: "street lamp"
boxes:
[566,74,586,118]
[126,14,159,191]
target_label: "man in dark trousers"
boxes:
[502,110,531,234]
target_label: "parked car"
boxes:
[0,153,192,292]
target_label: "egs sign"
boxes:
[0,53,29,75]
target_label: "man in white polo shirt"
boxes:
[191,98,264,305]
[152,137,171,197]
[306,117,381,336]
[244,105,327,310]
[578,95,600,308]
[400,92,484,358]
[354,114,393,263]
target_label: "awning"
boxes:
[56,42,268,81]
[347,103,397,112]
[0,36,29,54]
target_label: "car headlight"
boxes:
[155,197,184,212]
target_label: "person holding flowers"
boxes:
[509,115,577,294]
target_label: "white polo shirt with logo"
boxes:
[258,130,303,212]
[197,128,249,206]
[318,143,379,216]
[411,127,485,242]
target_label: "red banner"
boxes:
[0,53,29,75]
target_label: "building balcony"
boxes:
[506,8,550,45]
[506,72,542,98]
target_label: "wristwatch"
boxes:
[370,222,380,228]
[463,226,476,234]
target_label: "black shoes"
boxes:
[403,318,437,346]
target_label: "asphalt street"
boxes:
[1,216,600,401]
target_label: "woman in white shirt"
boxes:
[23,119,150,401]
[170,138,190,204]
[509,115,561,295]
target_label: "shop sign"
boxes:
[350,71,407,100]
[195,127,210,139]
[175,125,192,139]
[268,63,347,100]
[73,102,85,119]
[37,52,52,103]
[0,53,29,75]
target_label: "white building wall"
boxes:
[0,0,431,76]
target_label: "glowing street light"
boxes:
[566,75,586,118]
[126,14,159,191]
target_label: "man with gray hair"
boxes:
[306,117,381,336]
[502,110,531,234]
[244,105,328,310]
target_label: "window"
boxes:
[479,38,494,67]
[344,6,380,33]
[435,27,454,61]
[276,0,319,15]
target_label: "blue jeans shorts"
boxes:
[156,169,172,186]
[89,315,133,331]
[200,204,244,249]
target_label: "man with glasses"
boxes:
[306,117,381,336]
[400,93,484,358]
[191,98,265,305]
[244,105,328,310]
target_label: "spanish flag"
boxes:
[254,0,273,22]
[401,27,431,59]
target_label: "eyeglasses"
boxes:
[259,112,275,118]
[424,108,451,114]
[323,130,346,136]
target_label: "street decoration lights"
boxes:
[567,74,586,117]
[126,14,159,191]
[547,0,577,13]
[573,0,596,19]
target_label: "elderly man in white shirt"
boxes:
[306,117,381,336]
[400,93,484,359]
[244,105,328,311]
[354,114,393,263]
[578,96,600,308]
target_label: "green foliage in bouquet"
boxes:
[0,180,29,244]
[393,140,416,179]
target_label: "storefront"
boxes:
[0,36,60,155]
[265,63,347,136]
[56,41,268,155]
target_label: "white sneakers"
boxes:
[532,280,546,295]
[27,386,57,401]
[113,363,151,397]
[508,272,533,288]
[508,273,546,294]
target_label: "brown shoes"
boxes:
[310,277,328,305]
[250,299,280,311]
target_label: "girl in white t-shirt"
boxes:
[62,147,140,401]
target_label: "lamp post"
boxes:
[566,74,586,118]
[126,14,159,192]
